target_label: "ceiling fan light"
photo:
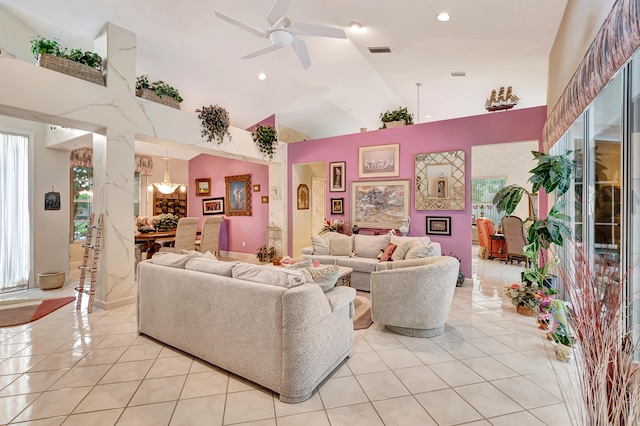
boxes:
[437,12,451,22]
[269,29,294,46]
[348,21,363,31]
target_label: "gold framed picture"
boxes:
[225,174,252,216]
[253,184,261,192]
[195,178,211,196]
[297,184,309,210]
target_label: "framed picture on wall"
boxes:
[297,184,309,210]
[331,198,344,215]
[358,144,400,178]
[351,180,409,229]
[44,191,61,210]
[225,174,252,216]
[426,216,451,236]
[195,178,211,196]
[329,162,345,192]
[203,197,224,215]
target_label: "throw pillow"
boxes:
[285,263,340,292]
[285,259,313,269]
[330,237,352,256]
[378,243,397,262]
[185,257,237,277]
[311,236,330,255]
[233,263,305,288]
[151,252,200,268]
[391,241,412,261]
[354,234,390,259]
[405,240,435,259]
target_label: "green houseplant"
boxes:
[252,125,278,160]
[153,213,179,231]
[379,107,414,128]
[30,36,104,86]
[492,150,573,288]
[196,104,232,145]
[135,75,183,108]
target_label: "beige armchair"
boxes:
[370,256,459,337]
[157,217,199,253]
[198,216,223,257]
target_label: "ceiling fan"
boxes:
[215,0,347,69]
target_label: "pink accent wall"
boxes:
[188,154,270,254]
[288,106,548,277]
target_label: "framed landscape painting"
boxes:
[225,174,252,216]
[351,180,409,229]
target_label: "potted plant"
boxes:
[252,125,278,160]
[379,107,414,129]
[30,36,104,86]
[153,213,179,231]
[492,150,573,289]
[447,252,465,287]
[196,104,232,145]
[503,282,543,316]
[135,75,183,110]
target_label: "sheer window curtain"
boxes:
[0,132,29,292]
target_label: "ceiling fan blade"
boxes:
[293,39,311,69]
[289,22,347,39]
[267,0,294,25]
[215,11,267,38]
[241,44,283,59]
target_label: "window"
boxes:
[72,166,93,241]
[471,177,507,226]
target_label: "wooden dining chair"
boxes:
[157,217,199,253]
[198,216,224,257]
[501,215,529,265]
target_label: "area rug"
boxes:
[0,297,76,327]
[353,296,373,330]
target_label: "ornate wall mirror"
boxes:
[415,150,465,210]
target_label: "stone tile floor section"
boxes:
[0,252,574,425]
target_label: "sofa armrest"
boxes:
[324,286,356,314]
[301,247,314,255]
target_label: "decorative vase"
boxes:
[399,217,411,236]
[352,225,359,234]
[555,342,573,362]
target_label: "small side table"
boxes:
[336,266,353,287]
[489,234,506,262]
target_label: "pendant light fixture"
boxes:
[153,157,180,194]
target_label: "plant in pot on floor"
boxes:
[492,150,573,293]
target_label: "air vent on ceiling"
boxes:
[367,46,392,54]
[450,71,467,77]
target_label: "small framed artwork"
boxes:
[253,184,261,192]
[270,186,281,200]
[436,177,448,198]
[195,178,211,196]
[426,216,451,236]
[331,198,344,215]
[358,143,400,178]
[203,197,225,215]
[329,162,346,192]
[44,191,61,210]
[297,184,309,210]
[225,174,252,216]
[261,196,269,203]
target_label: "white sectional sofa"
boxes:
[301,233,442,291]
[137,253,355,403]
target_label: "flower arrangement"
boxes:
[196,104,232,145]
[154,213,179,230]
[503,282,542,309]
[252,125,278,160]
[319,219,344,235]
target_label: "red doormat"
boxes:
[0,297,76,327]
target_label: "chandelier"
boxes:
[153,159,181,194]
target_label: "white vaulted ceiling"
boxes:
[0,0,567,140]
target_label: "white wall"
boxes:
[472,140,539,221]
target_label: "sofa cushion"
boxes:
[390,235,432,246]
[354,234,389,258]
[337,257,379,273]
[286,261,340,292]
[311,236,330,255]
[405,240,435,259]
[185,257,238,277]
[151,252,200,268]
[391,241,412,261]
[232,263,305,288]
[379,243,397,262]
[330,238,352,256]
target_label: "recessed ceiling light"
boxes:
[436,12,450,22]
[348,21,363,31]
[257,73,267,80]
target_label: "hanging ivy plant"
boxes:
[195,104,232,144]
[252,125,278,160]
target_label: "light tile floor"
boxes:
[0,251,573,425]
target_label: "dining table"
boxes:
[135,230,176,259]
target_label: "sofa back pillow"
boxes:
[233,263,305,288]
[354,234,390,258]
[404,239,435,259]
[151,252,200,268]
[311,236,330,255]
[185,257,238,277]
[390,235,431,246]
[329,236,352,256]
[286,262,340,292]
[391,241,411,261]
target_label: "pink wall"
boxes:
[288,106,548,277]
[188,154,270,254]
